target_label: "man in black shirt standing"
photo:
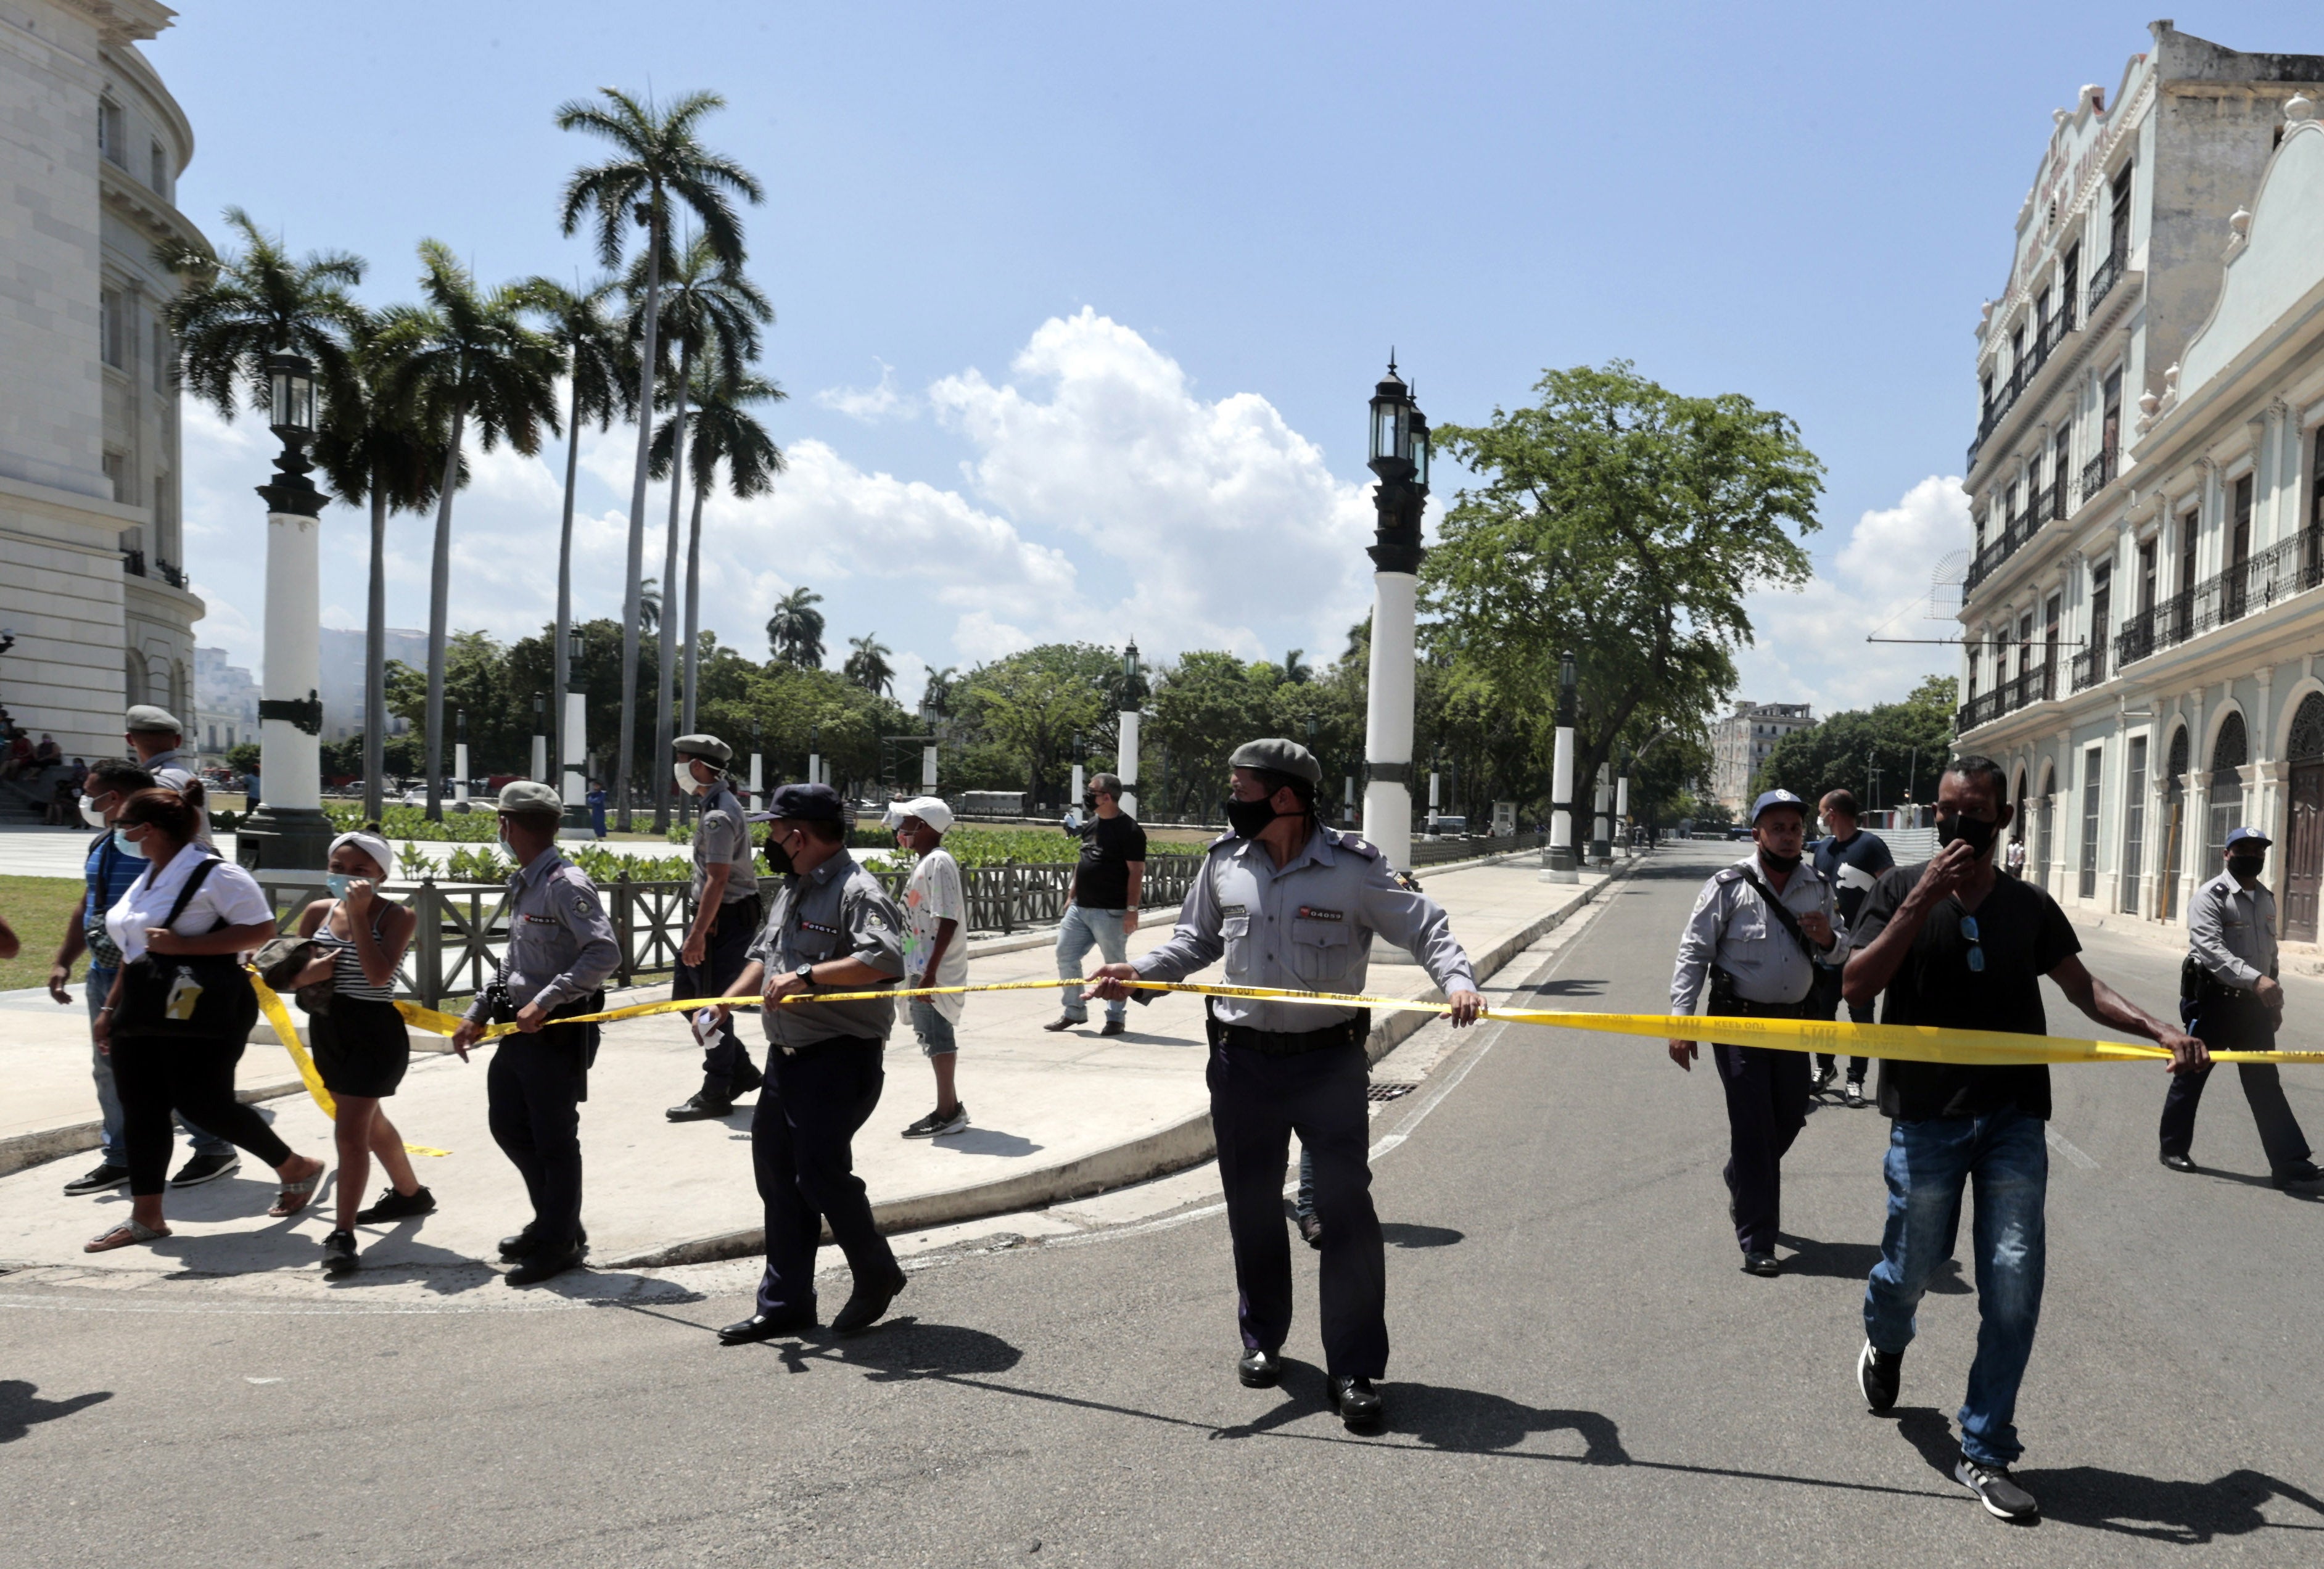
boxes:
[1045,772,1146,1036]
[1843,754,2206,1523]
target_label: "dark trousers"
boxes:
[487,1026,593,1247]
[1715,1042,1810,1253]
[678,900,759,1092]
[752,1039,896,1317]
[112,1035,295,1196]
[2159,1011,2310,1172]
[1209,1040,1387,1378]
[1812,982,1868,1082]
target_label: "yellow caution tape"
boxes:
[374,976,2322,1068]
[247,972,450,1156]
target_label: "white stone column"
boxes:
[921,746,938,795]
[260,509,322,815]
[558,690,590,839]
[1117,709,1140,820]
[1543,721,1577,884]
[748,751,763,809]
[1362,570,1417,872]
[1070,762,1085,810]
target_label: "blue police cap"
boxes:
[1751,789,1808,823]
[2225,826,2272,850]
[766,782,847,823]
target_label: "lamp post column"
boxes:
[1542,649,1579,883]
[1117,641,1143,819]
[1362,360,1428,873]
[561,628,590,834]
[1590,762,1613,863]
[238,354,332,872]
[1615,756,1632,856]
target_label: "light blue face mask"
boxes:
[112,828,147,860]
[324,872,353,897]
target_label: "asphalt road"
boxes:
[6,841,2321,1566]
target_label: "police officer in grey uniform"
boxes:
[666,733,768,1121]
[1667,788,1844,1276]
[1089,738,1483,1432]
[451,782,619,1286]
[711,783,912,1345]
[2160,825,2324,1188]
[124,705,212,842]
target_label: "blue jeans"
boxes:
[1863,1107,2048,1467]
[1055,906,1129,1021]
[86,966,228,1164]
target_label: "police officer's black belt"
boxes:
[1707,997,1811,1020]
[777,1031,883,1058]
[1213,1011,1371,1056]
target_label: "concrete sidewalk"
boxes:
[0,854,1623,1280]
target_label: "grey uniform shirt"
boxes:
[1134,826,1477,1033]
[692,782,758,906]
[747,847,906,1048]
[1668,852,1845,1014]
[462,846,619,1023]
[2188,871,2277,990]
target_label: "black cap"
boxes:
[765,782,847,823]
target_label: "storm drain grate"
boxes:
[1366,1082,1419,1103]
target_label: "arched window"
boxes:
[2289,693,2324,765]
[2036,762,2057,891]
[2286,693,2324,942]
[2161,726,2190,921]
[2207,712,2248,879]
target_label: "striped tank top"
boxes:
[315,900,397,1001]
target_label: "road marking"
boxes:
[2045,1127,2100,1170]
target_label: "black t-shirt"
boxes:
[1072,813,1148,908]
[1852,862,2081,1121]
[1813,830,1895,926]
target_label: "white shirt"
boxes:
[105,850,274,965]
[903,847,970,1022]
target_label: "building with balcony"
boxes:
[1953,23,2324,942]
[0,1,205,759]
[1712,701,1815,812]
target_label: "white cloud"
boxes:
[815,358,912,422]
[1733,475,1972,717]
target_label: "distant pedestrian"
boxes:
[1810,789,1893,1106]
[2003,836,2027,879]
[123,706,211,844]
[1667,789,1844,1277]
[665,735,767,1123]
[587,783,608,839]
[1044,772,1144,1036]
[891,796,970,1138]
[1844,755,2207,1522]
[287,830,434,1275]
[2159,826,2322,1190]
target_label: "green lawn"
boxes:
[0,875,91,993]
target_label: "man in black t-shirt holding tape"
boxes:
[1842,754,2206,1523]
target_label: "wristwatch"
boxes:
[793,962,815,987]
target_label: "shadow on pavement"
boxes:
[790,1316,1026,1382]
[0,1379,112,1443]
[1378,1223,1463,1248]
[1526,978,1604,999]
[928,1129,1045,1159]
[1776,1234,1968,1293]
[1893,1406,2324,1538]
[1389,1382,1631,1460]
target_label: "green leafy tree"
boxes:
[374,241,560,818]
[955,644,1118,802]
[557,86,762,830]
[1755,675,1959,812]
[1427,362,1824,857]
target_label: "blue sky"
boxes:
[150,2,2320,717]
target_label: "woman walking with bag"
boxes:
[288,830,433,1275]
[85,788,326,1254]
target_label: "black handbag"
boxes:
[112,857,263,1042]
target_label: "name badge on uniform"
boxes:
[1296,905,1345,922]
[800,919,843,936]
[1221,904,1247,917]
[522,913,559,925]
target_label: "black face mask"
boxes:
[763,832,796,875]
[2228,855,2265,882]
[1758,849,1802,873]
[1937,813,1998,855]
[1222,794,1280,839]
[1082,793,1097,812]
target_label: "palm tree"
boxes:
[766,587,825,668]
[650,352,785,739]
[374,241,560,819]
[521,275,635,805]
[630,236,771,829]
[310,311,462,819]
[157,206,367,419]
[1284,649,1312,685]
[557,86,762,829]
[638,577,661,633]
[844,634,895,696]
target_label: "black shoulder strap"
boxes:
[157,854,223,934]
[1733,864,1817,962]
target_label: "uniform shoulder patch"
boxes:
[1333,832,1382,861]
[1206,831,1238,851]
[1713,867,1747,885]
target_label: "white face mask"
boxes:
[79,795,107,829]
[673,761,701,794]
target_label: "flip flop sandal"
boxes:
[85,1217,171,1253]
[268,1166,328,1217]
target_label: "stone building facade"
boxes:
[1711,701,1815,812]
[1953,23,2324,942]
[0,0,204,758]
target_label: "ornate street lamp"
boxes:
[1361,356,1428,873]
[239,352,331,871]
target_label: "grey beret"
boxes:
[125,704,183,735]
[495,780,565,815]
[674,732,732,765]
[1228,738,1322,786]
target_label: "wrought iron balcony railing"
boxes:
[2088,247,2125,313]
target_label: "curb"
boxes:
[0,1077,310,1179]
[601,859,1637,1270]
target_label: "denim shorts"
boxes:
[910,997,958,1058]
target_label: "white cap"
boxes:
[889,795,954,834]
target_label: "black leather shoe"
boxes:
[1297,1213,1324,1250]
[667,1090,736,1122]
[730,1059,765,1098]
[1042,1015,1079,1032]
[719,1310,816,1345]
[1237,1348,1283,1388]
[2159,1152,2199,1174]
[1741,1251,1782,1277]
[2273,1159,2324,1190]
[1329,1375,1383,1430]
[505,1242,585,1287]
[830,1267,908,1333]
[499,1224,585,1260]
[1100,1019,1126,1036]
